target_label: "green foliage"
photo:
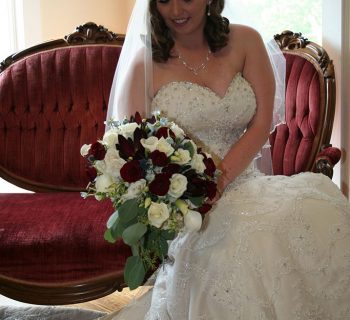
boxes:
[124,256,146,290]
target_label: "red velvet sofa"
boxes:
[0,26,340,305]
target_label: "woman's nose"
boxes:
[170,0,182,16]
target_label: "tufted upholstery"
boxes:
[0,45,119,191]
[270,31,337,177]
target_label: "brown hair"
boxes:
[149,0,230,62]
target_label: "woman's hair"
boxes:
[149,0,230,62]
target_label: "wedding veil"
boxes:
[106,0,286,174]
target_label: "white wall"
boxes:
[323,0,350,197]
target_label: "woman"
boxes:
[102,0,350,319]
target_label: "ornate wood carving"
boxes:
[0,22,124,73]
[274,30,334,78]
[64,22,124,44]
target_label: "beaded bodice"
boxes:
[151,72,256,159]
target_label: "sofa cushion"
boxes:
[0,192,130,283]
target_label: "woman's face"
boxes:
[156,0,208,38]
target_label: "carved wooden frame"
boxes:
[273,30,336,176]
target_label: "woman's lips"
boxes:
[172,17,190,26]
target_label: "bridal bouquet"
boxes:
[81,112,218,289]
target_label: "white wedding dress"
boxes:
[101,73,350,320]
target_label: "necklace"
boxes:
[177,47,211,76]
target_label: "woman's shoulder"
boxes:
[228,24,263,41]
[228,24,264,51]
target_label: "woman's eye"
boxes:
[158,0,169,3]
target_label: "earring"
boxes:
[207,4,211,16]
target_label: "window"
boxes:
[0,0,18,61]
[223,0,322,43]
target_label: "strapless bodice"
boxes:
[151,73,256,159]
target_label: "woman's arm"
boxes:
[217,26,275,192]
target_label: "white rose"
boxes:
[190,153,206,173]
[80,144,91,156]
[141,136,159,153]
[95,173,113,193]
[171,149,191,165]
[95,160,107,174]
[184,210,202,232]
[104,148,126,179]
[170,123,185,139]
[156,137,175,156]
[122,179,147,200]
[119,122,139,139]
[168,173,188,198]
[104,147,120,162]
[105,157,126,180]
[102,128,120,147]
[148,202,170,228]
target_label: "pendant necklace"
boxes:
[177,47,211,76]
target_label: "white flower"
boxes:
[122,179,147,201]
[119,122,139,139]
[190,153,206,173]
[168,173,188,198]
[80,144,91,156]
[141,136,159,153]
[171,149,191,165]
[148,202,170,228]
[170,123,185,139]
[95,173,113,193]
[102,128,120,148]
[156,137,175,156]
[95,160,107,174]
[184,210,202,232]
[104,148,126,179]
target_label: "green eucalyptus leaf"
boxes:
[161,229,176,240]
[122,222,147,246]
[104,228,116,244]
[183,141,195,157]
[110,216,125,238]
[158,238,169,257]
[118,199,139,223]
[106,210,119,229]
[124,256,146,290]
[188,196,205,207]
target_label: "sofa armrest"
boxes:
[315,145,341,179]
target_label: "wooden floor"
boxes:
[70,286,152,314]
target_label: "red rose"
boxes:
[120,160,145,183]
[203,157,216,177]
[198,203,212,214]
[88,142,106,160]
[149,173,170,196]
[162,163,181,176]
[117,135,135,159]
[155,127,176,140]
[150,150,169,167]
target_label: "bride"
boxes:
[101,0,350,319]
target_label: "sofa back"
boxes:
[0,23,124,191]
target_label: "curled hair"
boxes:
[149,0,230,62]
